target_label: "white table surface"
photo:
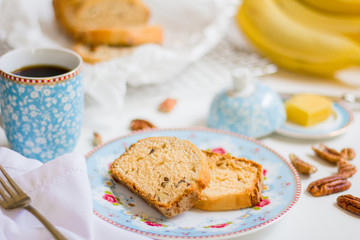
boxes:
[1,42,359,240]
[76,54,360,240]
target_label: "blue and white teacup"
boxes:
[0,48,83,162]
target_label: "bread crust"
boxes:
[75,25,163,46]
[110,137,210,218]
[194,151,263,211]
[73,43,134,63]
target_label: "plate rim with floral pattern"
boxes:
[85,127,301,239]
[276,98,353,139]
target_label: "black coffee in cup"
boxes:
[12,65,70,77]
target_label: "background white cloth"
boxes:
[0,0,238,122]
[0,0,239,130]
[0,147,151,240]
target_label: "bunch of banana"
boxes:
[301,0,360,14]
[235,0,360,80]
[279,0,360,40]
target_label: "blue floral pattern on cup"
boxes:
[207,82,285,138]
[0,74,83,162]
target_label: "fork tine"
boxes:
[0,165,17,201]
[0,176,12,201]
[0,165,25,195]
[0,191,6,203]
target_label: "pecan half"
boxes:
[289,154,317,175]
[307,175,351,197]
[130,119,156,131]
[159,98,177,113]
[338,160,357,178]
[312,144,345,163]
[92,132,102,146]
[340,148,356,160]
[337,194,360,216]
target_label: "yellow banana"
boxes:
[278,0,360,35]
[235,0,360,78]
[300,0,360,14]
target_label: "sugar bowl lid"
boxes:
[207,69,286,138]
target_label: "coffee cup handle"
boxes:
[0,110,2,128]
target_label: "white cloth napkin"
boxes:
[0,0,238,85]
[0,147,151,240]
[0,0,238,130]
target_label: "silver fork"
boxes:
[0,165,67,240]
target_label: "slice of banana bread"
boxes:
[53,0,159,46]
[73,42,133,63]
[110,137,210,218]
[75,24,163,46]
[194,151,263,211]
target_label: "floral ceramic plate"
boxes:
[275,101,353,139]
[85,128,301,239]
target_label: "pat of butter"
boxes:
[285,94,333,127]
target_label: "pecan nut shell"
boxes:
[159,98,177,113]
[312,144,345,163]
[340,148,356,160]
[307,175,351,197]
[337,194,360,216]
[289,154,317,175]
[130,119,156,131]
[92,132,102,146]
[337,160,357,178]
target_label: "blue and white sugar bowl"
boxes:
[207,69,285,138]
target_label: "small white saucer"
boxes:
[275,101,353,139]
